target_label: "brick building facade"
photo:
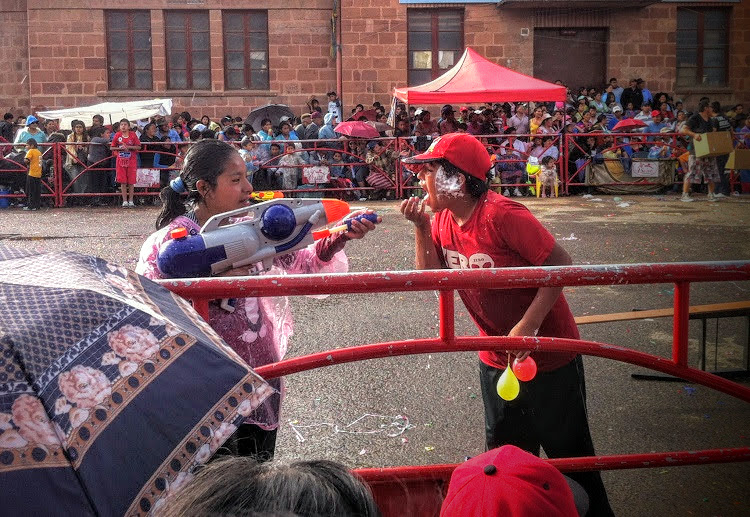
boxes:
[2,0,748,119]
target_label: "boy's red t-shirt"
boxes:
[112,131,140,169]
[431,190,578,371]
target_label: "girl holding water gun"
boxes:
[136,139,380,459]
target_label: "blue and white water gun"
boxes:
[157,198,378,278]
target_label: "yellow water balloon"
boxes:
[496,367,520,401]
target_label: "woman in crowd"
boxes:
[65,119,91,199]
[529,106,545,134]
[136,139,379,460]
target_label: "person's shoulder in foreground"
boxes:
[440,445,588,517]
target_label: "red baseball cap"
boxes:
[403,133,491,181]
[440,446,587,517]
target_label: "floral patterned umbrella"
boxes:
[0,245,274,516]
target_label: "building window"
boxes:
[223,11,269,90]
[676,8,729,87]
[407,10,463,86]
[165,11,211,90]
[106,11,152,90]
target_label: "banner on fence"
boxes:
[135,168,161,188]
[303,165,331,184]
[631,161,660,178]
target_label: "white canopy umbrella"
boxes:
[37,98,173,128]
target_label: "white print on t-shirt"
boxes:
[434,165,465,197]
[443,249,495,269]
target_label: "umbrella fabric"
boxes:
[612,118,647,131]
[244,104,296,132]
[346,109,378,122]
[367,121,394,133]
[334,121,380,139]
[0,245,274,516]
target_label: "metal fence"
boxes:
[1,133,746,207]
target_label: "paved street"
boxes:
[3,194,750,516]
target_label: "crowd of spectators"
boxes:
[1,79,748,207]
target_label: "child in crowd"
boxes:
[255,142,282,190]
[328,150,358,200]
[277,142,305,192]
[539,155,559,198]
[23,138,42,210]
[648,129,673,159]
[111,118,141,208]
[238,136,261,182]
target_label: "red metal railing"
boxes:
[1,132,746,206]
[159,262,750,516]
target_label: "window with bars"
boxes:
[407,10,463,86]
[223,11,270,90]
[676,8,729,87]
[106,11,152,90]
[165,11,211,90]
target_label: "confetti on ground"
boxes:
[359,448,367,455]
[560,233,578,241]
[683,387,696,396]
[424,446,435,452]
[287,413,414,443]
[469,393,477,399]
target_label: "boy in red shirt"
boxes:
[111,118,141,207]
[400,133,613,516]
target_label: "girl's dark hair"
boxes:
[260,118,272,128]
[71,119,90,142]
[541,155,556,166]
[162,457,381,517]
[155,139,238,230]
[143,122,156,133]
[439,158,488,200]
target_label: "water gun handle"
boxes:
[345,212,379,230]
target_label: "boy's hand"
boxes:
[400,195,430,228]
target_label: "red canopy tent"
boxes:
[393,47,566,104]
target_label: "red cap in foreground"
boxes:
[403,133,491,181]
[440,445,584,517]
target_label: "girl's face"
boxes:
[146,125,156,137]
[661,103,669,112]
[74,124,84,135]
[201,116,209,125]
[262,121,272,133]
[119,121,130,133]
[627,103,633,110]
[200,153,253,216]
[281,124,290,136]
[534,108,543,118]
[177,116,185,126]
[595,93,602,101]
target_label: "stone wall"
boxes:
[0,0,30,114]
[1,1,747,117]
